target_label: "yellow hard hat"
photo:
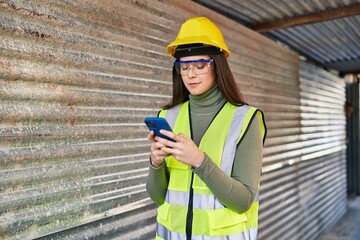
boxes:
[167,17,230,58]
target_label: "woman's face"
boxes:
[178,55,216,95]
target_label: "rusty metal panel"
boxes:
[0,0,174,239]
[0,0,347,240]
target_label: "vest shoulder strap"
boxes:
[239,107,266,144]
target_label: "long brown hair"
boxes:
[163,53,246,109]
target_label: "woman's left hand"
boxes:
[155,130,205,168]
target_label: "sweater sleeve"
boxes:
[146,162,169,205]
[193,114,263,213]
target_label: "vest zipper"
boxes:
[186,172,195,240]
[186,104,194,240]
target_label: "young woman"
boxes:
[146,16,266,240]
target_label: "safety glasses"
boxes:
[173,59,214,76]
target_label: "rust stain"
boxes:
[67,102,76,126]
[0,1,58,21]
[25,29,52,39]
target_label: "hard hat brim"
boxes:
[167,36,230,58]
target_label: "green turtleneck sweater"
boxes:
[146,86,263,213]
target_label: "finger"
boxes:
[151,146,170,157]
[154,140,168,149]
[155,136,178,149]
[161,146,180,158]
[148,130,155,142]
[159,130,178,142]
[177,133,191,141]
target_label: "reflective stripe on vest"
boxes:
[157,102,266,239]
[164,188,260,210]
[156,223,258,240]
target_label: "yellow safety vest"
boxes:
[156,101,266,240]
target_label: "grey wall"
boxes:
[0,0,347,239]
[258,62,347,240]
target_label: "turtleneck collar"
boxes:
[189,85,226,113]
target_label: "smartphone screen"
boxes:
[144,117,175,142]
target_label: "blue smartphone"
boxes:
[144,117,175,142]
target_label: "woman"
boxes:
[146,16,266,240]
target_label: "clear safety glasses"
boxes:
[173,59,214,76]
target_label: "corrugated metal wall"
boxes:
[298,63,347,239]
[259,62,347,240]
[0,0,172,239]
[0,0,347,239]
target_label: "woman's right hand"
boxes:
[148,130,170,167]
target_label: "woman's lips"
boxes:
[188,82,200,87]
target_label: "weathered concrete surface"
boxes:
[317,196,360,240]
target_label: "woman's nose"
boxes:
[187,67,196,77]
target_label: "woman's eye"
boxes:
[181,64,189,70]
[196,63,205,69]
